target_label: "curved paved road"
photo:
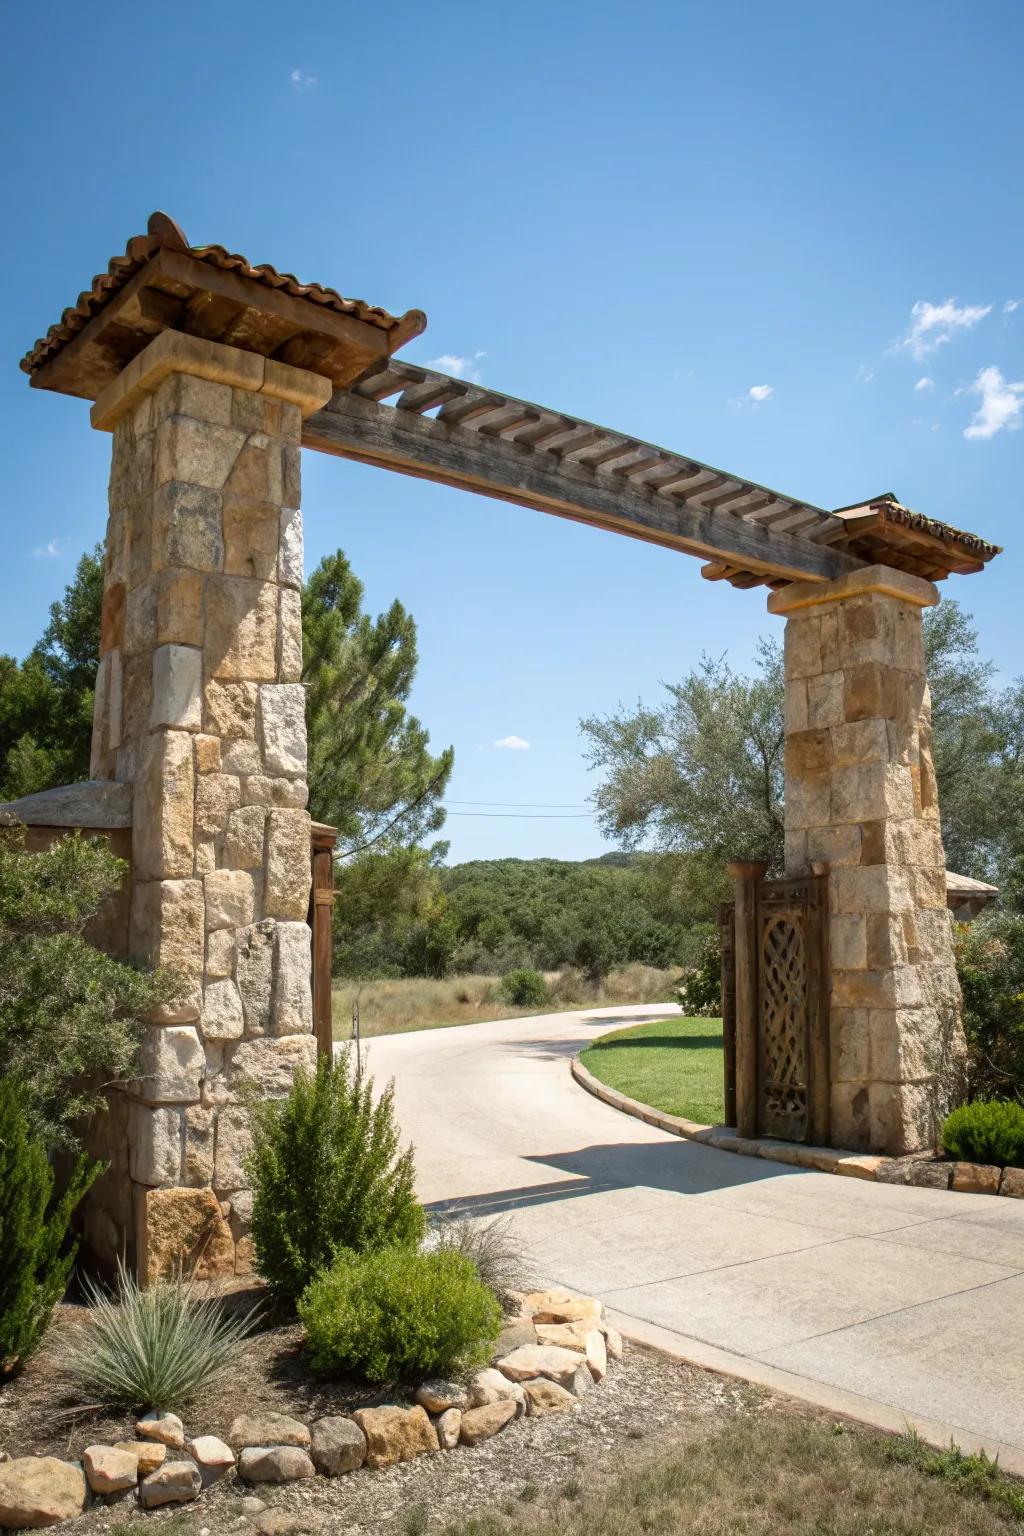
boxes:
[361,1005,1024,1465]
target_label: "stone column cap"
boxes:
[91,330,334,432]
[767,564,939,615]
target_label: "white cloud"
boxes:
[290,68,316,91]
[914,376,934,392]
[748,384,773,402]
[963,365,1024,440]
[893,298,992,359]
[1005,299,1021,314]
[856,365,875,384]
[426,350,486,384]
[32,539,60,559]
[494,735,530,751]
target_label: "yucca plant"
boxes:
[56,1259,257,1411]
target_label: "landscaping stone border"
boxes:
[571,1056,1024,1200]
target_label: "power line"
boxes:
[445,799,591,809]
[444,810,596,819]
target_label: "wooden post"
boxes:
[727,860,768,1139]
[718,902,737,1127]
[309,822,337,1061]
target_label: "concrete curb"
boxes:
[570,1055,1021,1199]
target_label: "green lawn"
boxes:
[580,1013,725,1125]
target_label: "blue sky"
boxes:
[2,1,1021,863]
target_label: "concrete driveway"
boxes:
[360,1004,1024,1467]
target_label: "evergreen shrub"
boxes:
[941,1100,1024,1169]
[498,967,549,1009]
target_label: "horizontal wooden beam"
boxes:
[303,392,865,585]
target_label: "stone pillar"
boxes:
[769,566,964,1156]
[87,331,332,1279]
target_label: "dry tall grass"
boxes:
[331,964,681,1040]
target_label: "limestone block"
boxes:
[150,643,202,730]
[138,1186,235,1284]
[242,775,309,808]
[225,435,283,504]
[129,1103,183,1185]
[225,805,267,869]
[184,1104,216,1185]
[259,684,307,777]
[351,1406,437,1470]
[194,773,242,840]
[783,677,808,734]
[830,718,890,767]
[865,912,909,969]
[282,444,300,506]
[867,1080,933,1156]
[818,606,840,670]
[232,388,281,434]
[155,415,245,492]
[130,878,205,987]
[273,923,313,1035]
[206,927,236,980]
[156,568,204,647]
[265,809,312,920]
[804,824,862,868]
[202,979,245,1040]
[279,586,303,682]
[134,729,195,880]
[223,496,281,580]
[226,1033,317,1096]
[152,481,225,572]
[829,1007,870,1080]
[868,1006,936,1081]
[205,869,256,930]
[830,864,912,916]
[830,914,867,970]
[785,728,832,781]
[279,506,303,588]
[831,762,915,826]
[205,577,279,682]
[153,371,234,428]
[0,1457,88,1527]
[236,920,276,1034]
[229,1187,254,1225]
[842,662,905,724]
[832,965,922,1011]
[909,866,949,910]
[806,671,845,729]
[135,1025,205,1105]
[221,737,264,774]
[205,679,258,738]
[784,774,831,831]
[194,733,222,773]
[783,614,821,679]
[215,1103,252,1190]
[830,1080,871,1151]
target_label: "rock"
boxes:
[253,1512,308,1536]
[524,1289,603,1327]
[459,1401,517,1446]
[437,1409,462,1449]
[1001,1167,1024,1198]
[534,1322,591,1350]
[0,1457,88,1527]
[205,870,256,932]
[523,1379,580,1417]
[134,1023,205,1104]
[467,1367,527,1413]
[570,1363,594,1397]
[952,1162,1001,1195]
[189,1435,235,1484]
[229,1412,311,1452]
[138,1460,203,1508]
[310,1417,366,1476]
[415,1380,470,1414]
[604,1325,624,1360]
[150,643,202,730]
[238,1447,315,1483]
[113,1441,167,1476]
[264,810,312,922]
[496,1344,586,1388]
[241,1495,268,1516]
[585,1328,607,1382]
[135,1411,186,1448]
[259,685,307,777]
[492,1321,537,1357]
[83,1445,139,1494]
[351,1406,438,1470]
[138,1186,235,1284]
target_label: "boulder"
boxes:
[351,1406,438,1470]
[437,1409,462,1449]
[135,1410,185,1448]
[496,1344,586,1388]
[570,1363,594,1397]
[253,1512,308,1536]
[238,1447,315,1483]
[310,1417,366,1477]
[605,1325,624,1360]
[459,1401,517,1446]
[467,1367,526,1413]
[524,1289,603,1328]
[415,1380,469,1414]
[113,1441,167,1476]
[188,1435,235,1484]
[585,1328,607,1382]
[83,1445,139,1494]
[492,1321,537,1357]
[138,1460,202,1509]
[523,1379,580,1417]
[229,1413,311,1452]
[0,1458,87,1528]
[241,1495,268,1516]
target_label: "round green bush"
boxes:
[298,1246,502,1382]
[499,967,549,1009]
[941,1099,1024,1169]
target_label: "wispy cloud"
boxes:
[856,365,875,384]
[914,376,934,392]
[426,350,486,384]
[729,383,774,411]
[32,539,60,559]
[1004,299,1021,314]
[494,735,530,751]
[290,68,317,91]
[963,365,1024,440]
[892,298,992,359]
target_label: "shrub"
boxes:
[674,931,722,1017]
[57,1259,257,1410]
[0,1081,96,1378]
[941,1100,1024,1169]
[429,1211,536,1304]
[953,912,1024,1101]
[0,829,175,1149]
[246,1050,424,1304]
[299,1246,502,1381]
[499,967,549,1009]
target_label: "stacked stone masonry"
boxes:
[85,333,332,1279]
[769,568,965,1155]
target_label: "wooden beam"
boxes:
[303,391,865,584]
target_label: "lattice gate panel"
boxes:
[759,912,808,1139]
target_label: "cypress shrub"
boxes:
[246,1050,424,1305]
[0,1080,96,1377]
[941,1100,1024,1169]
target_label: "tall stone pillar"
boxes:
[769,566,963,1155]
[87,330,332,1279]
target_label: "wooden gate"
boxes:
[720,862,829,1145]
[308,822,337,1060]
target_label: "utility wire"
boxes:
[444,810,596,819]
[445,799,591,809]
